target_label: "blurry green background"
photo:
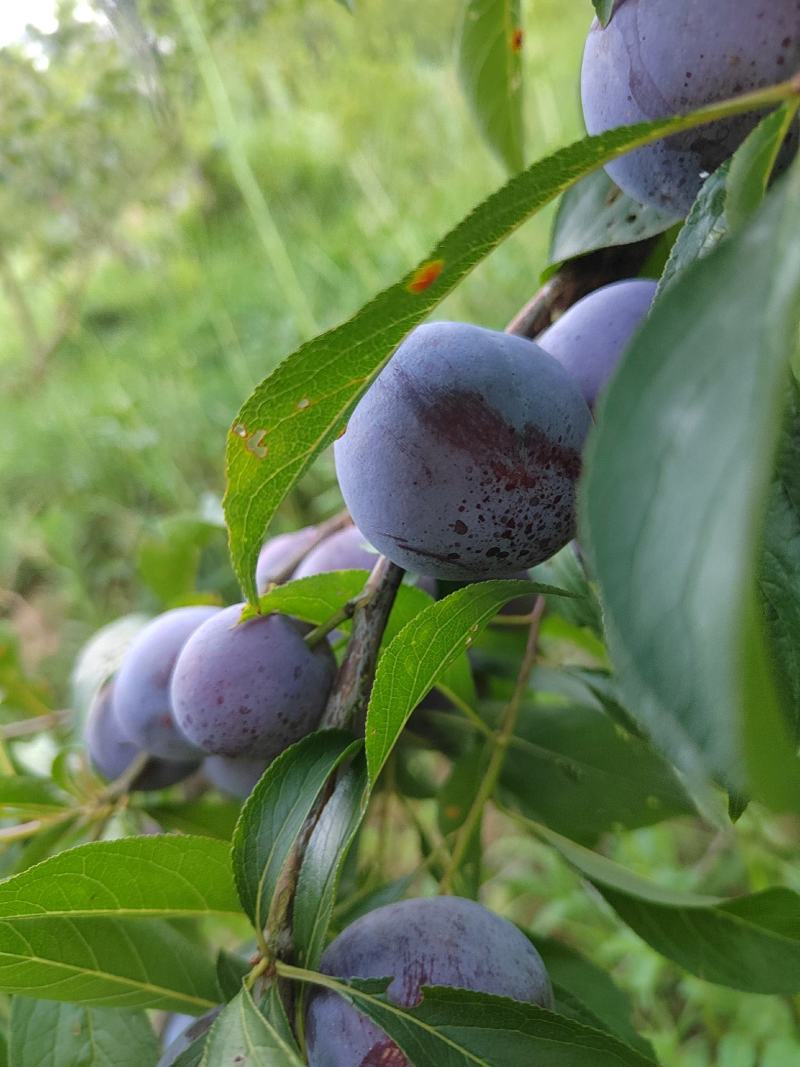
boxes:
[0,0,580,676]
[1,3,799,1064]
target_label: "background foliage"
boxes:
[1,2,799,1065]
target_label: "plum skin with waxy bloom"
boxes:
[171,605,336,758]
[334,322,592,581]
[305,895,554,1067]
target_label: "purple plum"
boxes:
[581,0,800,215]
[171,605,336,758]
[112,606,219,760]
[256,525,319,594]
[306,896,553,1067]
[85,682,198,791]
[334,322,591,581]
[538,279,657,410]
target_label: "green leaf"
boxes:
[500,702,695,842]
[760,382,800,746]
[366,581,562,783]
[533,821,800,995]
[457,0,524,173]
[216,950,250,1003]
[592,0,615,26]
[0,776,71,817]
[0,836,240,921]
[232,730,361,931]
[550,170,676,265]
[436,744,486,898]
[144,798,241,840]
[200,988,304,1067]
[726,102,799,231]
[9,998,158,1067]
[583,160,800,807]
[655,164,729,299]
[255,573,475,706]
[0,917,219,1011]
[223,95,786,605]
[293,753,369,970]
[286,970,658,1065]
[536,940,653,1058]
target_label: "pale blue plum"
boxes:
[85,683,198,791]
[203,754,268,798]
[112,606,219,760]
[255,525,318,594]
[538,279,657,409]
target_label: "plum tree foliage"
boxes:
[3,2,800,1067]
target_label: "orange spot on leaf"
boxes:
[511,28,524,52]
[407,259,444,294]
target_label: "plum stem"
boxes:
[439,597,546,894]
[321,556,405,730]
[259,556,405,1007]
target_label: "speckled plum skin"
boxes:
[581,0,800,215]
[85,683,198,791]
[256,525,318,593]
[334,323,591,581]
[171,605,336,758]
[538,279,657,409]
[112,606,218,760]
[306,896,553,1067]
[203,753,268,798]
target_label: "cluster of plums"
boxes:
[159,895,553,1066]
[99,4,800,1064]
[83,277,655,800]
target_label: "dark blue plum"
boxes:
[112,606,219,760]
[203,754,268,798]
[157,1008,220,1067]
[538,279,657,410]
[171,605,336,758]
[334,322,591,581]
[305,896,553,1067]
[85,683,198,791]
[582,0,800,215]
[256,525,318,594]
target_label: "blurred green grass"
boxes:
[0,0,583,669]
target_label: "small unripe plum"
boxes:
[255,525,318,593]
[305,896,553,1067]
[203,754,268,798]
[538,279,657,409]
[334,322,591,580]
[581,0,800,215]
[85,683,198,791]
[171,605,336,758]
[112,606,219,760]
